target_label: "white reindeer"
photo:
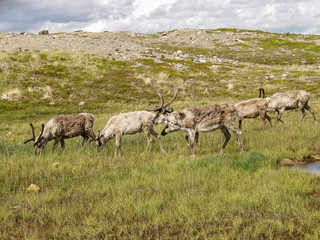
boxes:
[265,89,317,123]
[24,113,95,155]
[94,111,164,156]
[147,87,244,157]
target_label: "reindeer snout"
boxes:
[161,126,169,136]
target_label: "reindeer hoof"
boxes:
[219,150,225,156]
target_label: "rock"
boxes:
[78,101,87,106]
[26,184,40,193]
[309,155,320,162]
[280,159,296,166]
[52,162,60,168]
[38,30,49,35]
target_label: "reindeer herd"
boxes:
[24,87,317,157]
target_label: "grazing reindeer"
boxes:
[264,88,317,123]
[94,111,164,156]
[147,87,244,157]
[234,89,272,129]
[24,113,95,155]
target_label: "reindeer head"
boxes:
[24,123,46,155]
[160,124,180,136]
[91,129,106,152]
[147,86,179,125]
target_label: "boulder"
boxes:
[280,159,296,166]
[38,30,49,35]
[309,154,320,162]
[78,101,87,106]
[26,184,40,193]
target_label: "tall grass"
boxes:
[1,108,320,239]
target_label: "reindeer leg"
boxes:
[265,113,273,128]
[225,123,244,154]
[300,107,306,121]
[219,127,231,155]
[143,127,152,152]
[114,133,121,157]
[218,129,226,147]
[52,138,60,152]
[259,111,267,130]
[188,130,197,157]
[150,126,165,152]
[186,132,199,147]
[277,108,286,123]
[60,138,65,149]
[185,133,190,147]
[304,104,317,122]
[81,134,89,146]
[238,119,243,130]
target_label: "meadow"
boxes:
[1,29,320,239]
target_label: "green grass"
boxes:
[1,107,320,239]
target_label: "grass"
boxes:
[1,29,320,238]
[1,107,320,239]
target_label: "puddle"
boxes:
[292,162,320,175]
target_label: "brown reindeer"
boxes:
[234,88,272,129]
[24,113,95,155]
[147,87,244,157]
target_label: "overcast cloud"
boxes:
[0,0,319,34]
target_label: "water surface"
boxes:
[293,162,320,175]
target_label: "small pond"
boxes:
[293,162,320,175]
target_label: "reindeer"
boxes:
[234,88,272,130]
[94,111,164,156]
[24,113,95,155]
[147,87,244,157]
[264,88,317,123]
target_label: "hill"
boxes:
[0,28,319,114]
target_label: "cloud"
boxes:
[0,0,319,34]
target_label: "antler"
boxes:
[259,88,265,98]
[146,90,164,111]
[24,123,36,144]
[162,86,178,109]
[147,86,178,111]
[34,123,44,146]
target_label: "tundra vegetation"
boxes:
[1,29,320,239]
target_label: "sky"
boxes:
[0,0,319,35]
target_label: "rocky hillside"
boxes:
[0,28,320,112]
